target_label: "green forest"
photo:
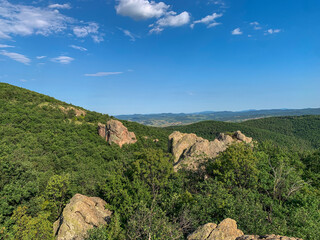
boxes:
[1,82,320,240]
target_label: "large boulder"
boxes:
[98,119,137,147]
[236,235,303,240]
[188,218,244,240]
[168,131,252,170]
[53,194,112,240]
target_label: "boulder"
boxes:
[53,194,112,240]
[98,119,137,147]
[188,218,244,240]
[168,131,252,170]
[236,235,303,240]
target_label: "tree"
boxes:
[207,143,259,189]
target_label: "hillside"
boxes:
[1,83,320,240]
[167,116,320,151]
[116,108,320,127]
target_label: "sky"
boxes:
[0,0,320,115]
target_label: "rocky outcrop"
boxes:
[236,235,303,240]
[188,218,244,240]
[53,194,112,240]
[98,119,137,147]
[169,131,252,170]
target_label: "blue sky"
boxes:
[0,0,319,115]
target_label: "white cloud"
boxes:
[73,22,104,42]
[266,28,281,34]
[0,0,72,39]
[0,43,14,48]
[92,35,104,43]
[150,11,190,33]
[51,56,74,64]
[250,22,262,30]
[231,28,242,35]
[84,72,123,77]
[48,3,71,9]
[0,1,102,42]
[0,50,31,64]
[73,23,98,37]
[115,0,169,20]
[70,45,87,51]
[191,13,222,28]
[36,55,46,59]
[118,28,137,41]
[250,21,259,25]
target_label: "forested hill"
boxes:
[116,108,320,127]
[167,115,320,151]
[1,82,320,240]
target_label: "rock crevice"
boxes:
[53,194,112,240]
[98,119,137,147]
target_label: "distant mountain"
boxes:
[116,108,320,127]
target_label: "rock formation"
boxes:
[53,194,112,240]
[236,235,303,240]
[188,218,303,240]
[98,119,137,147]
[168,130,252,170]
[188,218,244,240]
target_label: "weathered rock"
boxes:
[188,218,244,240]
[53,194,112,240]
[169,131,252,170]
[98,119,137,147]
[236,235,303,240]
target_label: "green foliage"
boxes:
[126,202,183,240]
[86,212,126,240]
[9,206,53,240]
[207,143,259,188]
[1,83,320,240]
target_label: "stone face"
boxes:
[236,235,303,240]
[188,218,244,240]
[98,119,137,147]
[53,194,112,240]
[168,131,252,170]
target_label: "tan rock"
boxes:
[188,218,243,240]
[53,194,112,240]
[187,223,217,240]
[98,119,137,147]
[236,235,303,240]
[169,131,252,170]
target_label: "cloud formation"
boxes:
[231,28,242,35]
[150,11,190,33]
[191,13,223,28]
[119,28,137,41]
[0,44,14,48]
[51,56,74,64]
[250,21,262,30]
[0,0,71,39]
[73,23,104,42]
[115,0,169,20]
[48,3,71,9]
[84,72,123,77]
[70,45,87,51]
[0,50,31,64]
[266,29,281,34]
[0,0,102,42]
